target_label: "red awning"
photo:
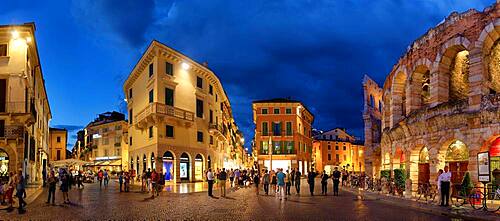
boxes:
[490,137,500,157]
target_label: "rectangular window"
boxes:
[261,108,268,114]
[165,88,174,106]
[149,89,154,103]
[196,99,204,118]
[286,108,292,114]
[197,131,203,142]
[129,88,133,99]
[273,108,280,114]
[343,146,346,150]
[129,137,132,146]
[209,110,213,124]
[336,154,339,162]
[209,84,213,95]
[262,122,268,136]
[328,154,331,161]
[261,141,269,154]
[129,109,133,124]
[285,122,292,136]
[196,76,203,89]
[285,141,294,154]
[149,126,153,138]
[57,136,61,143]
[272,122,281,136]
[165,62,173,76]
[166,125,174,138]
[209,135,213,145]
[0,120,4,137]
[335,145,339,150]
[148,63,154,77]
[0,44,7,56]
[328,145,331,150]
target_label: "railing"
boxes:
[260,148,296,155]
[135,102,194,123]
[0,125,24,139]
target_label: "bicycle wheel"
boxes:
[485,191,500,212]
[468,188,484,210]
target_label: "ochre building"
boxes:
[123,40,246,183]
[0,23,52,185]
[313,128,364,174]
[363,2,500,198]
[49,128,67,161]
[253,98,314,174]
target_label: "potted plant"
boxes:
[460,172,474,196]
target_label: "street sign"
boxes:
[477,151,490,182]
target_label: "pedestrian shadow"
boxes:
[209,196,220,199]
[222,196,236,200]
[284,199,316,205]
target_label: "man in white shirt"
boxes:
[438,166,452,206]
[207,169,215,197]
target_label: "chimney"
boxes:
[202,61,208,67]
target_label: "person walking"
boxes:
[276,169,286,200]
[118,172,124,192]
[103,169,109,188]
[141,170,147,192]
[285,170,291,195]
[341,170,347,186]
[60,169,70,204]
[321,170,329,195]
[77,170,84,189]
[219,168,227,197]
[124,171,130,192]
[438,166,451,207]
[207,168,215,197]
[150,169,158,199]
[146,168,152,193]
[271,170,277,194]
[157,169,164,196]
[253,171,260,195]
[263,170,270,195]
[307,170,316,196]
[46,171,58,205]
[290,169,295,187]
[229,169,235,188]
[15,169,27,214]
[332,167,341,196]
[295,169,301,195]
[5,172,15,212]
[97,170,103,189]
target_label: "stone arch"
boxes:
[382,90,391,129]
[0,146,15,178]
[433,36,472,103]
[477,19,500,93]
[161,150,175,181]
[179,152,191,182]
[393,147,405,170]
[408,58,433,112]
[390,67,408,126]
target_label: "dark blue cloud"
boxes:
[2,0,494,151]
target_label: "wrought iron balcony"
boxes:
[0,125,24,139]
[135,102,194,129]
[209,124,226,140]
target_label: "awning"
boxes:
[52,159,91,167]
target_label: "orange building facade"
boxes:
[313,128,365,174]
[252,98,314,174]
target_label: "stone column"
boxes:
[467,46,485,111]
[430,68,449,106]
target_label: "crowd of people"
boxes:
[0,169,27,214]
[204,166,358,199]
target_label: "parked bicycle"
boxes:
[468,184,500,212]
[416,183,438,203]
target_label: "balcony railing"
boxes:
[260,148,296,155]
[135,102,194,125]
[0,125,24,139]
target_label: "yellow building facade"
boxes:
[123,40,245,183]
[312,128,365,174]
[0,23,51,185]
[49,128,67,161]
[82,112,129,172]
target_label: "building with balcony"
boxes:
[312,128,364,174]
[363,2,500,198]
[0,23,51,184]
[252,98,314,174]
[81,111,128,172]
[49,128,67,161]
[123,40,245,182]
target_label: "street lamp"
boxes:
[181,62,190,70]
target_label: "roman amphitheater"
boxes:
[363,2,499,197]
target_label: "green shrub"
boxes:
[380,170,390,179]
[393,169,406,190]
[460,172,473,196]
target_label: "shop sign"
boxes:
[477,151,490,182]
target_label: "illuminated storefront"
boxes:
[0,149,9,179]
[194,154,203,181]
[162,151,174,181]
[180,153,190,182]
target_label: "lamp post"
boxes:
[268,135,273,172]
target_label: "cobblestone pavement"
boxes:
[1,179,454,221]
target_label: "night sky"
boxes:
[1,0,494,150]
